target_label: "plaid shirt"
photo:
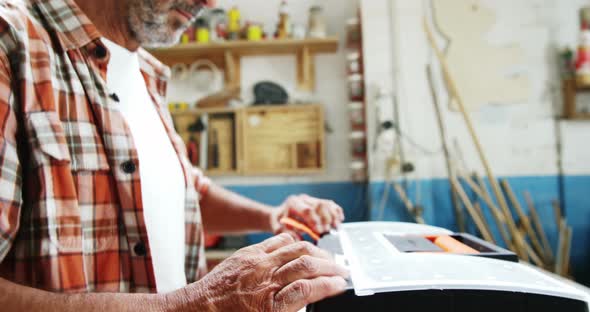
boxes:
[0,0,209,293]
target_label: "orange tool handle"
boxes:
[434,235,479,254]
[280,217,321,242]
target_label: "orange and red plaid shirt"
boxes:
[0,0,209,293]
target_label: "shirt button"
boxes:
[94,44,108,59]
[110,93,120,102]
[133,241,147,256]
[121,160,136,174]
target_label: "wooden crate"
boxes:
[171,104,325,176]
[241,105,325,175]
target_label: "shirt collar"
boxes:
[29,0,101,51]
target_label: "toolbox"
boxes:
[308,222,590,312]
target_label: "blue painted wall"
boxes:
[226,175,590,286]
[226,182,369,244]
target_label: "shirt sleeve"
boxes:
[192,166,211,199]
[0,45,22,262]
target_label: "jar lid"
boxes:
[348,74,363,82]
[350,161,366,170]
[349,102,364,109]
[347,52,360,61]
[349,131,366,139]
[346,18,360,26]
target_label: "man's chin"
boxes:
[141,32,183,48]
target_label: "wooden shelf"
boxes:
[170,106,236,116]
[562,113,590,121]
[149,38,339,59]
[562,79,590,120]
[148,38,339,91]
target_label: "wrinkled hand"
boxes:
[271,194,345,238]
[172,234,348,312]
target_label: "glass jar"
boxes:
[348,74,364,100]
[349,102,365,129]
[349,131,367,158]
[350,160,367,182]
[308,6,327,38]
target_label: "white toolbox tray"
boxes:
[334,222,590,308]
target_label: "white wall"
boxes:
[168,0,358,186]
[361,0,590,182]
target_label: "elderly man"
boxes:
[0,0,348,311]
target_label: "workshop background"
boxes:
[158,0,590,286]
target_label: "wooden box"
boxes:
[241,105,325,174]
[171,104,325,176]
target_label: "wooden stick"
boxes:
[459,173,512,249]
[392,181,426,224]
[424,19,517,255]
[514,222,546,267]
[555,219,568,275]
[473,174,525,257]
[524,191,554,264]
[426,65,466,232]
[517,225,530,263]
[562,225,573,277]
[450,177,495,242]
[473,201,495,244]
[523,237,545,267]
[552,200,564,234]
[501,180,545,258]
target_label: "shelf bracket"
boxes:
[224,51,241,88]
[296,46,315,92]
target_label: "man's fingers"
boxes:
[259,233,296,253]
[282,229,303,241]
[326,201,344,227]
[296,195,344,231]
[338,205,345,222]
[316,201,334,233]
[274,276,347,312]
[274,256,348,286]
[288,207,322,234]
[270,241,332,265]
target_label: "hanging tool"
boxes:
[209,129,219,169]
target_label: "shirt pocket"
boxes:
[27,112,72,167]
[27,112,81,252]
[27,112,110,171]
[62,121,110,172]
[27,112,113,253]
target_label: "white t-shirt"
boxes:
[103,38,187,293]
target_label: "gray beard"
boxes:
[127,0,197,48]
